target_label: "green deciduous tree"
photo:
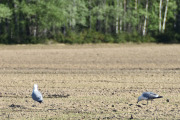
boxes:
[0,0,179,44]
[0,4,12,22]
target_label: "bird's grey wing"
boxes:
[32,91,43,101]
[142,92,158,99]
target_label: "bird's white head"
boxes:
[33,84,38,91]
[137,96,142,103]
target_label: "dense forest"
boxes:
[0,0,180,44]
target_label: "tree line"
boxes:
[0,0,180,44]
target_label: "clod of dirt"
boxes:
[9,104,21,108]
[130,114,133,119]
[112,109,117,112]
[46,109,57,111]
[32,105,36,107]
[146,109,150,112]
[129,104,133,106]
[166,99,169,102]
[103,117,111,119]
[136,105,142,108]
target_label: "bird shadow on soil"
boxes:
[46,94,70,98]
[9,104,27,110]
[2,93,70,99]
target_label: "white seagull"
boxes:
[137,92,163,104]
[32,84,43,103]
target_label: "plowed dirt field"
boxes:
[0,44,180,119]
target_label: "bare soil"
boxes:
[0,44,180,119]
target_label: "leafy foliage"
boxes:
[0,0,179,44]
[0,4,12,22]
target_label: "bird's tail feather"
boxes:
[157,96,163,98]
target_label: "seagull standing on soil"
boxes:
[32,84,43,103]
[137,92,163,104]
